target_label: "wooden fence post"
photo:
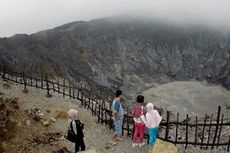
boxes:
[88,89,92,110]
[216,114,224,148]
[15,74,18,83]
[84,84,88,108]
[109,101,112,129]
[57,76,60,93]
[73,86,75,99]
[69,84,72,99]
[91,98,94,115]
[99,100,103,124]
[227,136,230,151]
[35,78,38,88]
[2,66,6,79]
[165,111,170,140]
[122,118,124,136]
[212,106,221,149]
[175,113,179,145]
[30,75,33,86]
[100,101,103,124]
[76,82,79,99]
[83,88,86,109]
[45,74,50,97]
[200,114,207,149]
[98,102,101,123]
[63,79,65,98]
[206,114,213,149]
[127,107,130,135]
[93,99,96,116]
[52,79,55,92]
[195,116,198,147]
[101,100,104,123]
[104,101,108,125]
[41,74,43,89]
[80,83,83,105]
[185,114,189,149]
[22,72,27,92]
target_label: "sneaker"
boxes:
[139,143,145,147]
[132,143,138,148]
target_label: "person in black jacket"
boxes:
[68,109,85,152]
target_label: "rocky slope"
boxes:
[0,16,230,99]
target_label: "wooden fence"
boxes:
[0,66,230,151]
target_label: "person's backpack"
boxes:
[76,120,84,136]
[131,104,144,118]
[66,121,76,143]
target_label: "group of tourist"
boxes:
[112,90,162,148]
[67,90,162,153]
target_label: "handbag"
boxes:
[66,121,76,143]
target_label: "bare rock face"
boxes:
[0,17,230,95]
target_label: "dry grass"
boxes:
[148,139,178,153]
[55,110,68,119]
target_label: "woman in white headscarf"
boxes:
[143,103,162,147]
[67,109,85,153]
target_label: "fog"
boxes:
[0,0,230,37]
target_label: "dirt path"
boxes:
[0,81,157,153]
[4,81,227,153]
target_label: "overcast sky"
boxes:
[0,0,230,37]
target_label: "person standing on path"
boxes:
[68,109,86,153]
[131,95,147,148]
[143,103,162,147]
[112,90,124,143]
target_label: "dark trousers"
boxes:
[75,137,85,153]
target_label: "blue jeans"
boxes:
[113,119,123,136]
[149,126,159,146]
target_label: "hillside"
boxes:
[0,17,230,100]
